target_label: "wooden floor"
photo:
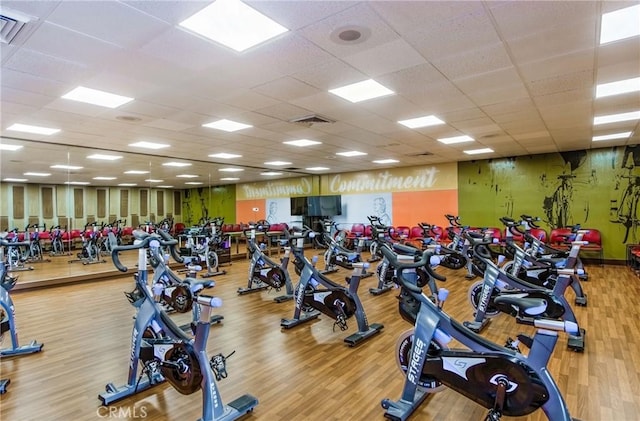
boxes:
[1,252,639,421]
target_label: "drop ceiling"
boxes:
[1,0,639,187]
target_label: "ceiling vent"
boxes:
[0,10,30,44]
[289,114,335,126]
[406,151,433,157]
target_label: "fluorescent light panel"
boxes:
[202,119,252,132]
[129,141,170,150]
[220,177,240,181]
[594,110,640,125]
[179,0,289,52]
[336,151,367,157]
[593,131,633,141]
[51,164,83,170]
[329,79,394,103]
[3,178,27,182]
[145,179,163,183]
[23,172,50,177]
[261,171,282,176]
[437,135,474,145]
[209,153,242,159]
[373,159,399,164]
[118,183,137,187]
[0,144,23,151]
[185,181,203,185]
[64,181,90,185]
[306,167,329,171]
[398,115,445,129]
[464,148,494,155]
[87,154,122,161]
[596,77,640,98]
[219,168,244,172]
[176,174,199,178]
[62,86,133,108]
[157,185,174,188]
[163,162,191,167]
[7,123,60,135]
[93,177,117,180]
[283,139,321,147]
[600,4,640,44]
[264,161,291,166]
[124,170,149,174]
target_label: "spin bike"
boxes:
[317,219,371,277]
[48,225,69,256]
[99,230,258,420]
[69,221,106,265]
[281,228,383,347]
[238,222,294,302]
[378,245,581,421]
[0,238,44,359]
[24,223,50,263]
[2,230,33,271]
[465,240,586,351]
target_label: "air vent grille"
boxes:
[406,151,433,157]
[289,114,335,126]
[0,15,26,44]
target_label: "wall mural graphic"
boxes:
[610,145,640,243]
[539,151,598,229]
[459,147,634,260]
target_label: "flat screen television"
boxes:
[307,195,342,216]
[290,196,307,216]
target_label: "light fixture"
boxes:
[437,135,475,145]
[163,162,192,167]
[87,154,122,161]
[118,183,137,187]
[464,148,494,155]
[596,77,640,98]
[176,174,199,178]
[264,161,292,166]
[185,181,204,185]
[329,79,395,103]
[93,176,117,180]
[600,4,640,44]
[124,170,150,174]
[219,168,244,172]
[179,0,289,52]
[336,151,367,157]
[209,153,242,159]
[0,144,23,151]
[593,131,633,141]
[7,123,60,135]
[23,172,51,177]
[398,115,445,129]
[144,179,164,183]
[3,178,27,182]
[51,164,83,170]
[129,141,170,149]
[594,110,640,125]
[220,177,240,181]
[157,185,174,188]
[61,86,133,108]
[64,181,90,185]
[306,167,330,171]
[373,159,399,164]
[202,119,252,132]
[261,171,283,176]
[283,139,322,147]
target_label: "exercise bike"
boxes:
[238,222,294,303]
[281,228,383,347]
[0,239,44,359]
[69,221,106,265]
[378,245,581,421]
[317,219,371,277]
[48,225,69,256]
[2,229,33,272]
[465,239,586,351]
[24,223,50,263]
[99,230,258,420]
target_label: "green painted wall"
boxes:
[182,186,236,226]
[459,146,639,261]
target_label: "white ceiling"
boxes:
[1,0,639,187]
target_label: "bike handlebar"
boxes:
[110,230,181,272]
[378,244,446,293]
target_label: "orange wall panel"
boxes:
[236,199,266,224]
[391,189,458,228]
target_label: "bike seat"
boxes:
[494,296,547,316]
